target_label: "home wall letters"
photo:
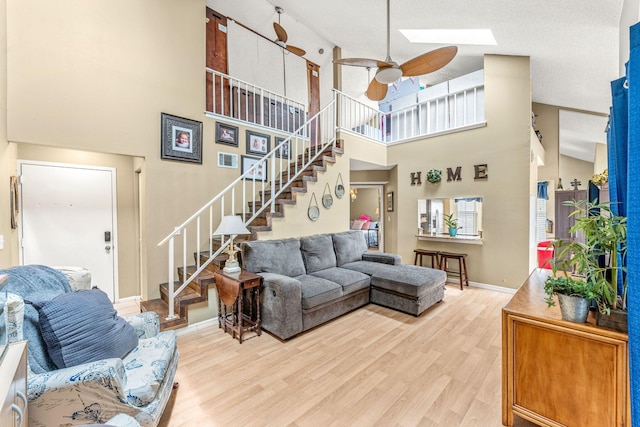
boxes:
[409,164,488,185]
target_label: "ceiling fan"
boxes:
[273,6,306,57]
[334,0,457,101]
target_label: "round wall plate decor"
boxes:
[322,194,333,208]
[308,193,320,221]
[308,205,320,221]
[322,183,333,208]
[335,173,345,199]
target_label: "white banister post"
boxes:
[167,235,176,320]
[271,155,276,213]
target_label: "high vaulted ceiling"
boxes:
[212,0,627,161]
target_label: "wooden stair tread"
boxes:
[140,299,187,330]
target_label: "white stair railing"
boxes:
[157,99,337,320]
[206,68,307,134]
[334,84,485,143]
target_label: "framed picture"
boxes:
[274,137,290,159]
[386,191,394,212]
[161,113,202,164]
[216,122,239,147]
[246,130,270,156]
[241,155,268,182]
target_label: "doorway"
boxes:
[349,184,384,252]
[18,161,119,301]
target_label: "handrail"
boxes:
[206,68,307,134]
[333,84,485,143]
[158,99,337,319]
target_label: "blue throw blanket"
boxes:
[0,265,71,373]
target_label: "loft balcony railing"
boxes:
[335,84,485,143]
[206,68,307,134]
[158,97,336,320]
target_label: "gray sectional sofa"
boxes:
[241,231,446,340]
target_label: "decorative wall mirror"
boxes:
[322,183,333,208]
[335,173,345,199]
[308,193,320,221]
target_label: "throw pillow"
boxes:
[28,288,138,369]
[350,219,366,230]
[361,221,371,230]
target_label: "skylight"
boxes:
[399,29,497,46]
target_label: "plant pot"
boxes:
[448,228,457,237]
[595,309,628,333]
[557,293,590,323]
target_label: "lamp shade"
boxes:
[213,215,250,236]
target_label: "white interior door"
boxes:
[19,161,118,301]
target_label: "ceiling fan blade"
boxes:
[400,46,458,76]
[333,58,393,68]
[366,78,388,101]
[286,45,306,57]
[273,22,288,43]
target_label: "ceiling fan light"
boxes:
[375,67,402,84]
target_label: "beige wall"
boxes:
[5,0,210,303]
[0,0,17,268]
[387,55,533,289]
[533,103,559,229]
[350,187,379,221]
[594,143,608,174]
[559,155,593,191]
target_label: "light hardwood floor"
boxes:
[154,284,536,427]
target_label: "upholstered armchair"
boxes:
[0,265,178,427]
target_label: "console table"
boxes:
[502,269,630,426]
[214,270,263,343]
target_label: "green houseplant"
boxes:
[552,200,627,330]
[543,274,597,323]
[443,213,460,237]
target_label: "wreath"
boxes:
[426,169,442,184]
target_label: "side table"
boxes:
[213,270,263,343]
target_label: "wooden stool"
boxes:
[414,249,440,268]
[439,252,469,290]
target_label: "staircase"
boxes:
[142,139,344,330]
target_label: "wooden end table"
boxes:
[213,269,263,343]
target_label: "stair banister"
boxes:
[158,100,336,320]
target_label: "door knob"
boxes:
[105,245,111,252]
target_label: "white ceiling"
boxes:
[212,0,626,161]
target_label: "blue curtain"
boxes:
[537,181,548,200]
[609,76,629,217]
[626,21,640,425]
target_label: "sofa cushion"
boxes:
[332,231,368,266]
[242,238,306,277]
[310,267,370,295]
[123,330,177,407]
[29,288,139,369]
[300,234,337,273]
[296,275,343,310]
[343,262,446,298]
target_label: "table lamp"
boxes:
[213,215,251,274]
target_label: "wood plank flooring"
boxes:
[157,284,536,427]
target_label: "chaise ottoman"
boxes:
[342,262,446,316]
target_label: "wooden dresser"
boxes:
[0,341,28,427]
[502,269,630,426]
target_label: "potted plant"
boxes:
[552,200,627,331]
[543,274,597,323]
[443,213,460,237]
